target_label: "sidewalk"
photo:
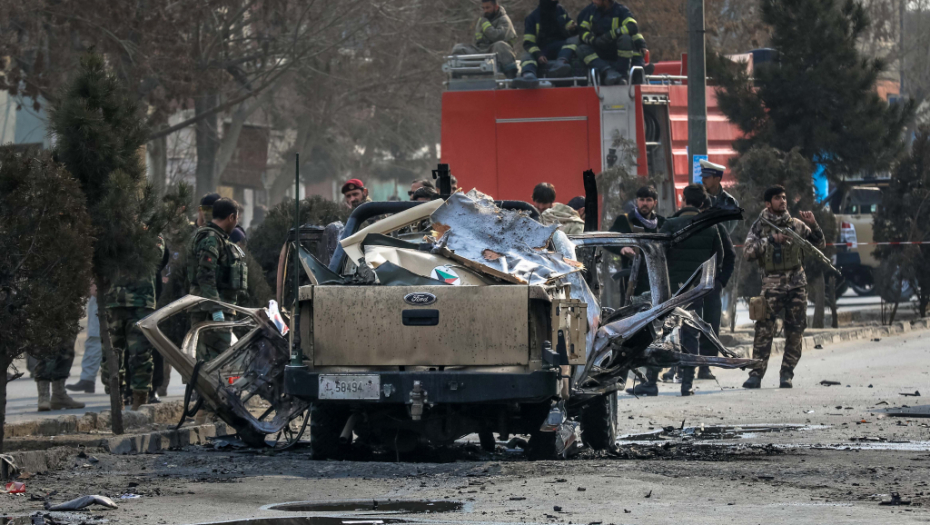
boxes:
[722,316,930,358]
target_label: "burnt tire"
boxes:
[236,426,269,448]
[309,403,350,460]
[580,391,618,451]
[478,430,496,452]
[526,428,557,460]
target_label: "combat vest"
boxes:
[759,219,803,273]
[188,225,248,304]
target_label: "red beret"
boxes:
[341,178,365,194]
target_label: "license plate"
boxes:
[319,374,381,400]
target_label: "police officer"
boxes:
[699,159,739,233]
[658,184,724,396]
[513,0,577,89]
[188,197,249,362]
[103,234,168,410]
[742,185,824,389]
[696,194,736,380]
[549,0,646,85]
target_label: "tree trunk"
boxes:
[96,278,124,435]
[0,352,8,453]
[195,93,220,202]
[268,127,321,205]
[828,274,839,328]
[213,88,278,186]
[811,272,825,329]
[148,132,168,199]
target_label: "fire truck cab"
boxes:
[440,55,742,214]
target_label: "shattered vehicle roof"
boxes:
[429,190,583,285]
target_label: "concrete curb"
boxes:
[103,421,229,455]
[3,400,184,438]
[731,318,930,358]
[1,422,231,480]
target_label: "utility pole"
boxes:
[687,0,708,184]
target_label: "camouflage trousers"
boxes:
[750,285,808,379]
[103,307,155,393]
[34,335,77,381]
[190,312,232,362]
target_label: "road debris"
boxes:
[47,495,118,511]
[3,481,25,494]
[820,380,841,386]
[879,492,911,506]
[900,391,921,397]
[0,454,19,480]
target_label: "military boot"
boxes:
[697,366,716,380]
[742,375,762,389]
[50,379,85,410]
[779,372,793,389]
[131,390,149,411]
[602,68,623,86]
[66,379,95,393]
[626,368,659,396]
[37,381,51,412]
[680,367,695,396]
[547,58,572,78]
[512,71,540,89]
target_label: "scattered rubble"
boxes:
[46,495,117,511]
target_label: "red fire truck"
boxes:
[440,55,743,214]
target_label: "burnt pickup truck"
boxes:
[140,190,755,458]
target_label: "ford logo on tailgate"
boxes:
[404,292,437,306]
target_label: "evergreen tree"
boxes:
[0,148,94,452]
[873,127,930,318]
[710,0,914,183]
[49,53,180,434]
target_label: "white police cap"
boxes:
[699,159,726,177]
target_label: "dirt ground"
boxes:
[3,331,930,525]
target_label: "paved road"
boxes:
[4,329,930,525]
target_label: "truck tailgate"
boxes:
[312,285,530,366]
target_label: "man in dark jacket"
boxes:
[610,185,666,299]
[657,184,723,396]
[513,0,577,89]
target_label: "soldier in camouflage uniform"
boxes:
[742,185,825,389]
[34,334,84,411]
[103,235,168,410]
[187,197,248,362]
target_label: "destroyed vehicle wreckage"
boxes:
[139,190,758,458]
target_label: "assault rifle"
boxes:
[762,217,841,276]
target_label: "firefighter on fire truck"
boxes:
[549,0,647,85]
[513,0,578,89]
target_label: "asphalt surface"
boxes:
[3,330,930,524]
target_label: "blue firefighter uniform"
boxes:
[552,1,646,84]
